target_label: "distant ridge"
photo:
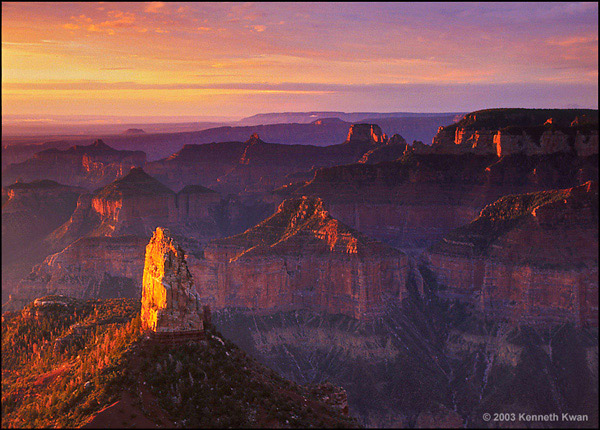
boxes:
[237,111,466,126]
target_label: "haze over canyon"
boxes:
[2,2,598,429]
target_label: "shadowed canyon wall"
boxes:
[190,196,409,320]
[425,181,598,326]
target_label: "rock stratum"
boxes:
[141,227,205,332]
[6,168,224,311]
[2,108,598,428]
[287,151,598,251]
[426,180,599,326]
[431,108,598,156]
[2,139,146,189]
[145,126,405,194]
[191,196,409,319]
[2,180,87,303]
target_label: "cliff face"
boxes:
[2,180,85,261]
[214,301,598,427]
[145,127,396,194]
[357,135,407,164]
[2,140,146,189]
[51,167,222,242]
[14,236,148,308]
[5,169,223,310]
[141,228,205,332]
[426,181,598,326]
[431,108,599,157]
[2,180,87,303]
[345,123,386,144]
[288,152,598,252]
[191,196,409,319]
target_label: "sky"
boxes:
[2,2,598,120]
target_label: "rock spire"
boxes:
[141,227,205,332]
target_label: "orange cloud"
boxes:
[548,35,598,47]
[145,2,165,14]
[99,12,136,28]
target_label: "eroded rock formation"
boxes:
[286,151,598,251]
[50,167,222,242]
[425,181,599,326]
[141,227,205,332]
[430,108,599,157]
[2,140,146,188]
[2,180,87,303]
[15,236,148,305]
[145,126,396,194]
[345,123,386,144]
[5,168,222,310]
[191,196,409,319]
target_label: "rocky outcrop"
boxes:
[286,152,598,251]
[145,126,391,194]
[14,236,148,304]
[425,181,599,326]
[5,169,224,310]
[141,228,205,332]
[191,196,409,319]
[575,130,599,157]
[175,184,221,222]
[431,108,598,157]
[49,167,222,243]
[2,140,146,188]
[2,181,85,255]
[492,130,539,157]
[408,140,434,154]
[345,124,386,144]
[90,167,177,236]
[2,180,87,303]
[357,134,408,164]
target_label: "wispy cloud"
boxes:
[547,35,598,47]
[4,81,597,97]
[1,2,597,116]
[145,2,165,14]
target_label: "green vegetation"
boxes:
[2,297,142,428]
[2,296,358,428]
[135,331,357,428]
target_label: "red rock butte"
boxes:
[141,227,208,335]
[426,180,599,326]
[191,196,409,319]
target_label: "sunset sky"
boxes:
[2,2,598,120]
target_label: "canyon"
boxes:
[3,168,223,311]
[2,180,87,303]
[2,111,459,166]
[144,124,399,194]
[190,196,409,319]
[286,151,598,252]
[2,139,146,189]
[425,180,598,327]
[2,108,598,427]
